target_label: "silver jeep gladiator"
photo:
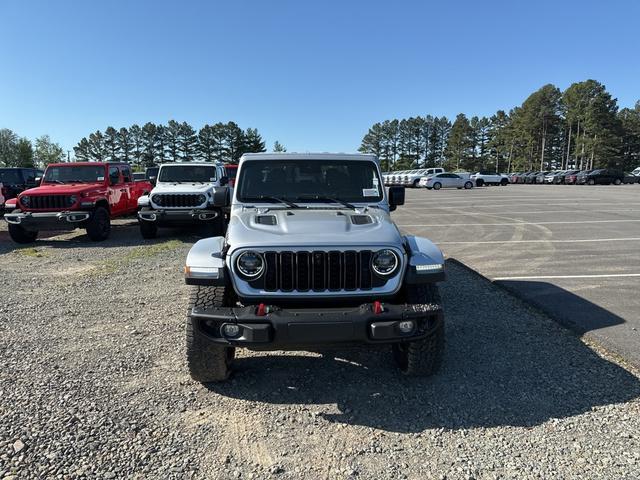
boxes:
[183,153,445,382]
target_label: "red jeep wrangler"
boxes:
[4,162,152,243]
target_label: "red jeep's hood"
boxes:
[20,182,105,196]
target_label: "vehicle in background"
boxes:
[183,152,445,382]
[224,163,238,187]
[544,171,562,183]
[554,170,580,184]
[405,168,444,187]
[137,163,230,238]
[585,169,624,185]
[631,167,640,176]
[470,171,509,186]
[623,172,639,184]
[4,162,153,243]
[533,171,550,184]
[424,173,474,190]
[0,167,45,204]
[575,170,595,185]
[0,182,5,212]
[133,172,146,181]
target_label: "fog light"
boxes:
[221,323,241,338]
[398,321,415,333]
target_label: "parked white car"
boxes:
[632,167,640,177]
[423,173,474,190]
[470,171,510,186]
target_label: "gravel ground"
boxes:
[1,219,639,479]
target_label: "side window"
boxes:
[121,166,132,183]
[23,169,37,184]
[109,166,121,185]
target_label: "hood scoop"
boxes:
[350,215,373,225]
[255,214,277,226]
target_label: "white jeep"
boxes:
[137,163,230,238]
[470,170,510,187]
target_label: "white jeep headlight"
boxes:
[371,249,399,276]
[197,194,206,205]
[236,251,265,279]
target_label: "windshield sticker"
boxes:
[362,188,379,197]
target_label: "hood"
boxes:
[151,182,215,194]
[20,183,105,196]
[227,207,402,249]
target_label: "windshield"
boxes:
[158,165,217,183]
[237,159,384,204]
[43,165,106,183]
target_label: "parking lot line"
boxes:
[494,273,640,280]
[437,237,640,244]
[399,219,640,227]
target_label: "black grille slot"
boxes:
[156,193,202,208]
[29,195,73,210]
[252,250,383,292]
[350,215,373,225]
[255,215,277,225]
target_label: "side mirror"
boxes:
[148,176,156,186]
[34,177,42,187]
[387,186,405,212]
[219,176,229,186]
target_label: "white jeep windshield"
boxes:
[158,165,217,183]
[237,159,383,204]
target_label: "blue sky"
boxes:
[1,0,639,156]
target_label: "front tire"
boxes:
[613,178,622,185]
[8,216,38,244]
[587,179,595,185]
[500,178,509,186]
[186,285,237,383]
[85,207,111,241]
[432,182,442,190]
[139,220,158,239]
[476,179,484,187]
[392,284,445,377]
[464,181,473,189]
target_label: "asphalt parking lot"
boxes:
[394,183,640,368]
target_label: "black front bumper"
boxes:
[190,301,444,350]
[3,210,92,230]
[138,208,219,225]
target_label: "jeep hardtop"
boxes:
[183,153,446,382]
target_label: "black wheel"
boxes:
[412,179,420,188]
[8,214,38,244]
[464,181,473,189]
[139,220,158,239]
[587,179,595,186]
[85,207,111,241]
[186,285,237,383]
[392,284,445,377]
[500,178,508,186]
[613,178,622,185]
[476,179,484,187]
[433,182,442,190]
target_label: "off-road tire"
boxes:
[476,179,484,187]
[392,283,445,377]
[8,213,38,244]
[85,207,111,241]
[186,285,237,383]
[464,181,473,189]
[138,209,158,239]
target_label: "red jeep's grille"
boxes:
[26,195,74,210]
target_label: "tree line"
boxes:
[73,120,271,168]
[0,129,65,168]
[359,79,640,173]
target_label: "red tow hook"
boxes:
[256,303,268,316]
[373,300,384,314]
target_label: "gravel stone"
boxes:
[0,220,639,479]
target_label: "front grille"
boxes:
[154,194,202,208]
[261,250,383,292]
[27,195,74,209]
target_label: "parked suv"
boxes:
[183,153,446,382]
[470,171,509,186]
[137,163,230,238]
[4,162,152,243]
[585,169,624,185]
[0,167,44,208]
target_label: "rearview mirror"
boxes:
[387,186,405,212]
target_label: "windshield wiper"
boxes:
[295,195,356,210]
[244,196,301,209]
[45,179,65,184]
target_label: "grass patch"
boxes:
[17,247,46,258]
[98,239,184,274]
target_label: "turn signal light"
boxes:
[256,303,267,316]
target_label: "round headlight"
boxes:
[68,195,77,206]
[152,194,162,206]
[20,195,30,207]
[372,249,399,276]
[197,194,206,205]
[236,251,265,279]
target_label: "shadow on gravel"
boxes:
[206,260,640,433]
[0,221,203,254]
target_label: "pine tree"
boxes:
[273,141,287,152]
[165,120,181,162]
[15,138,35,167]
[445,114,474,170]
[104,126,120,162]
[178,122,198,161]
[244,128,266,155]
[129,124,143,165]
[117,127,133,163]
[73,137,91,162]
[88,131,106,161]
[141,122,158,167]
